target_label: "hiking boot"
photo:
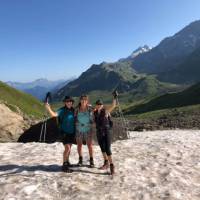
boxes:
[110,163,115,175]
[89,157,95,168]
[77,156,83,166]
[64,160,72,166]
[99,160,109,170]
[62,162,73,173]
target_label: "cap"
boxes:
[95,99,103,105]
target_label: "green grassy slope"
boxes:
[125,82,200,115]
[0,81,45,118]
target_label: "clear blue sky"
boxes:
[0,0,200,82]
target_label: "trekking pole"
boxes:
[113,90,130,139]
[43,115,47,142]
[39,117,44,142]
[39,92,51,142]
[39,114,47,142]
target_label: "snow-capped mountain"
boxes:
[119,45,151,61]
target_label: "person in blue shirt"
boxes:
[75,95,94,167]
[45,96,75,173]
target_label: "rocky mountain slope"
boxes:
[158,46,200,84]
[132,20,200,78]
[54,61,140,99]
[54,20,200,101]
[54,61,181,102]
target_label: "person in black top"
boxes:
[94,94,117,175]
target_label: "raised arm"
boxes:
[45,103,58,118]
[106,98,117,113]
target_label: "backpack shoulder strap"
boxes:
[58,106,69,124]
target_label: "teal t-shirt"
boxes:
[57,107,75,134]
[77,111,92,133]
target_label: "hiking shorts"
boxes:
[60,132,75,145]
[76,129,93,144]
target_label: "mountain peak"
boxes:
[118,45,151,62]
[34,78,49,83]
[130,45,152,58]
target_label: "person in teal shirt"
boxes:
[57,106,75,134]
[76,95,94,167]
[45,96,75,173]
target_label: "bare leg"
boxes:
[87,137,95,167]
[107,155,113,164]
[63,144,71,163]
[76,137,83,165]
[87,138,93,158]
[102,152,108,161]
[108,155,115,175]
[76,138,83,158]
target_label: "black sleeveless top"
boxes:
[94,108,112,133]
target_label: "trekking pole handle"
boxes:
[112,90,119,99]
[44,92,51,104]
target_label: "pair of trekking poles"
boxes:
[113,90,130,139]
[39,91,130,143]
[39,92,51,143]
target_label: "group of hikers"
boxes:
[45,92,118,175]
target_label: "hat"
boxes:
[95,99,103,105]
[63,96,74,103]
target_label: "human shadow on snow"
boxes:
[0,164,109,176]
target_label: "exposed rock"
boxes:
[0,103,29,142]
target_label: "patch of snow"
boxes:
[0,130,200,199]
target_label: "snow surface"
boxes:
[0,130,200,200]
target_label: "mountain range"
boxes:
[6,78,75,100]
[1,19,200,142]
[54,20,200,102]
[131,20,200,83]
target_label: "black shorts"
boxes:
[61,133,76,145]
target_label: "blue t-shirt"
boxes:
[57,107,75,134]
[77,111,91,133]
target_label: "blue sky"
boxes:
[0,0,200,82]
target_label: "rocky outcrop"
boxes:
[128,108,200,131]
[0,103,29,142]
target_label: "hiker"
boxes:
[45,96,75,173]
[75,95,94,167]
[94,92,117,175]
